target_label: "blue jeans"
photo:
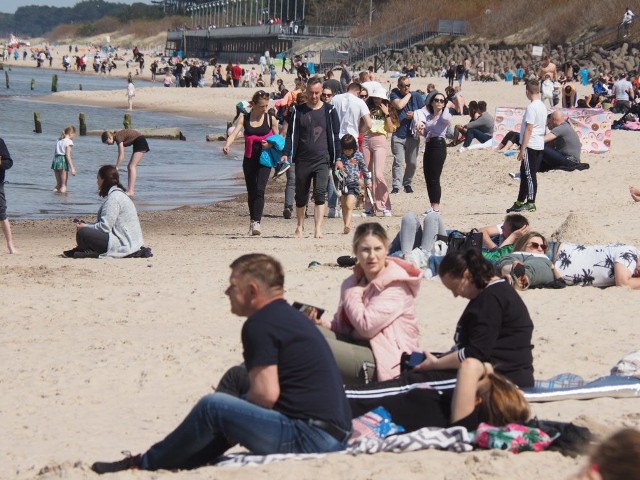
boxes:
[462,128,492,147]
[140,393,346,470]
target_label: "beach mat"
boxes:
[523,375,640,402]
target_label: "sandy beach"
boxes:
[2,58,640,480]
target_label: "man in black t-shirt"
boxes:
[91,254,351,474]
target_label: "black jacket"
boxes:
[0,138,14,183]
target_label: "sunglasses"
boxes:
[400,83,411,88]
[527,241,548,251]
[322,92,333,97]
[432,98,445,103]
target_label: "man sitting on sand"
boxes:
[457,101,495,151]
[540,110,588,172]
[91,254,352,474]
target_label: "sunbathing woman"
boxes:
[495,231,563,290]
[347,357,530,433]
[315,222,422,384]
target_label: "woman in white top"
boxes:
[51,125,77,193]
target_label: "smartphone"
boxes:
[292,301,324,319]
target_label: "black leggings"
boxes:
[423,139,447,205]
[517,148,544,203]
[242,156,271,222]
[76,227,109,253]
[499,130,521,148]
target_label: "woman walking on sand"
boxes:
[101,129,150,197]
[51,125,77,193]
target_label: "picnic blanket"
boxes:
[493,107,613,153]
[523,375,640,402]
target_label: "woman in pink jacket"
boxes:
[316,222,422,384]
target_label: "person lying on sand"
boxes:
[630,185,640,202]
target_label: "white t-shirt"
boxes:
[541,79,554,97]
[331,93,370,139]
[55,137,73,156]
[555,243,639,287]
[127,82,135,97]
[519,99,547,150]
[614,79,633,101]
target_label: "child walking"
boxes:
[335,134,371,234]
[52,125,77,193]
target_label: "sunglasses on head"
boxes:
[527,241,548,251]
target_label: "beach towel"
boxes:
[493,107,612,153]
[213,426,472,467]
[523,375,640,402]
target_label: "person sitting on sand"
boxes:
[493,131,521,152]
[495,231,564,290]
[445,86,467,115]
[456,101,495,151]
[101,129,150,197]
[346,357,530,434]
[90,254,352,474]
[311,223,422,384]
[63,165,144,259]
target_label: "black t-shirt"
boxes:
[242,299,352,430]
[454,279,534,388]
[295,104,329,164]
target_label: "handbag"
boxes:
[436,229,483,253]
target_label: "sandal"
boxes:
[510,262,530,291]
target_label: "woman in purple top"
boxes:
[413,93,452,214]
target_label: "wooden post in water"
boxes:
[79,113,87,136]
[51,74,58,92]
[5,71,9,89]
[79,84,83,91]
[31,79,35,90]
[34,112,42,133]
[123,114,132,129]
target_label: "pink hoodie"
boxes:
[329,257,422,381]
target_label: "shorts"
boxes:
[294,157,330,207]
[343,182,361,197]
[51,154,69,171]
[131,136,150,154]
[0,183,7,221]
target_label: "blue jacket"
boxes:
[259,134,285,167]
[283,102,341,166]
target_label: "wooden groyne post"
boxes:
[5,71,9,89]
[33,112,42,133]
[79,113,87,136]
[31,79,35,90]
[51,74,58,92]
[123,114,132,129]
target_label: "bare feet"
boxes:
[630,186,640,202]
[294,226,304,238]
[343,226,351,234]
[7,245,17,254]
[53,187,60,192]
[314,231,323,239]
[59,186,67,193]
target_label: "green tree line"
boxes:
[0,0,164,38]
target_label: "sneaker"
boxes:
[458,146,467,152]
[91,452,141,474]
[383,210,392,217]
[337,255,357,267]
[506,201,536,213]
[283,206,292,219]
[422,208,440,216]
[328,207,342,218]
[404,185,414,194]
[361,210,375,217]
[405,247,430,269]
[509,172,521,180]
[390,187,400,194]
[251,221,261,235]
[73,249,100,259]
[273,161,290,178]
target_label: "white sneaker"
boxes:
[383,210,392,217]
[405,247,430,269]
[422,208,441,216]
[458,146,467,152]
[251,221,261,236]
[328,207,342,218]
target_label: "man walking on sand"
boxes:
[91,254,351,474]
[507,80,546,213]
[389,76,425,194]
[281,76,341,238]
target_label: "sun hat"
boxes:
[368,86,389,101]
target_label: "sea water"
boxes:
[0,65,245,219]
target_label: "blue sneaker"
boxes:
[273,161,291,178]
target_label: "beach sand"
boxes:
[2,63,640,480]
